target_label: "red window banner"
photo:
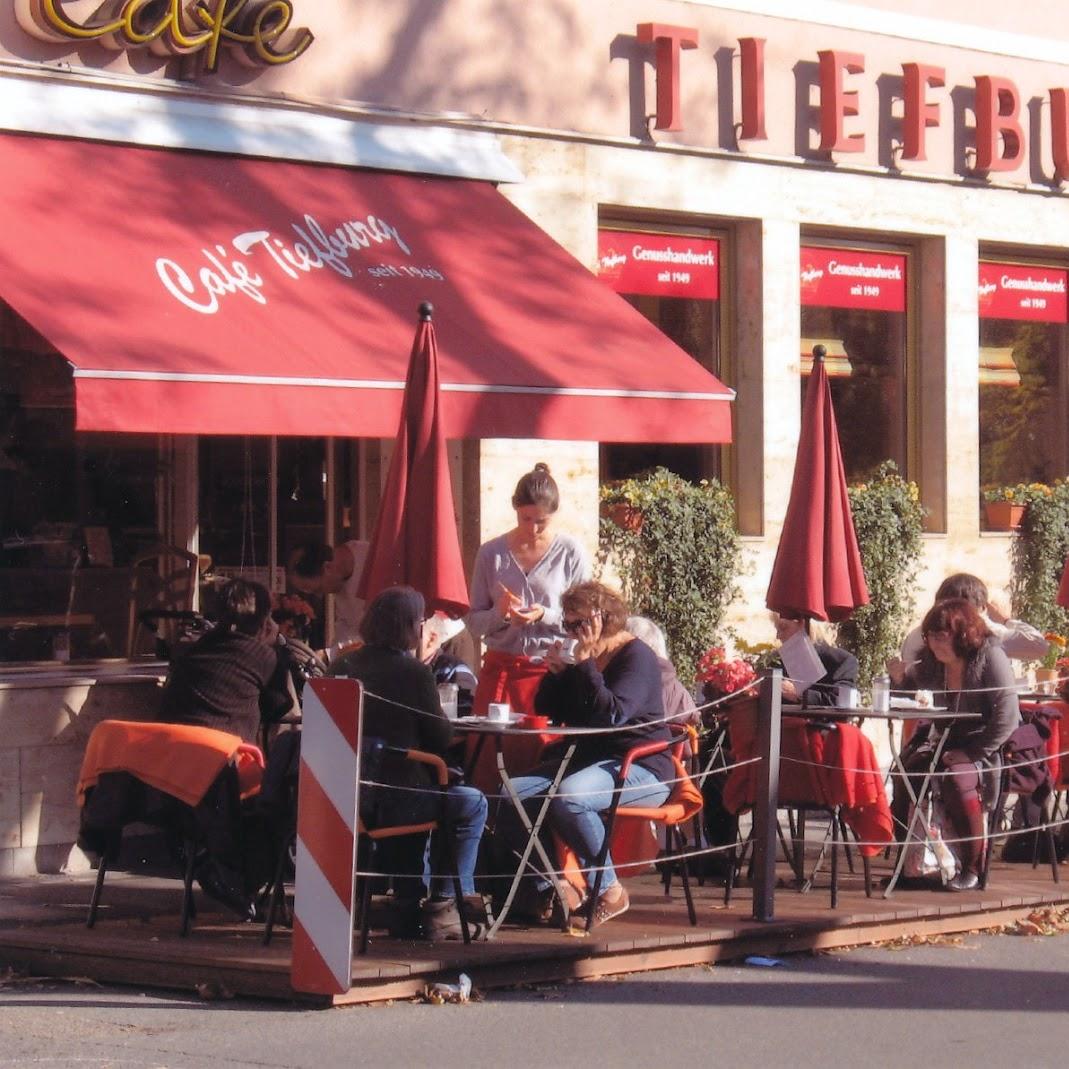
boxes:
[597,230,719,299]
[799,247,907,311]
[978,262,1068,322]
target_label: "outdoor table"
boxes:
[451,717,608,939]
[785,704,981,896]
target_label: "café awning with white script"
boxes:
[0,132,733,443]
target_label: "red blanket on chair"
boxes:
[808,724,893,857]
[722,719,892,858]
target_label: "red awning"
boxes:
[0,132,733,443]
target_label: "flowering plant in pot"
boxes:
[696,647,757,701]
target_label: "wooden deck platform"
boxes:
[2,856,1066,1006]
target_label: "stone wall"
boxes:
[0,674,164,876]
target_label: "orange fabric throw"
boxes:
[77,720,253,808]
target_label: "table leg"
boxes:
[883,724,952,897]
[485,742,577,940]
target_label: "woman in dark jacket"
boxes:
[497,581,673,927]
[891,597,1019,891]
[329,586,487,940]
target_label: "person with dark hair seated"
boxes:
[160,578,294,745]
[495,581,673,927]
[899,572,1046,665]
[889,597,1020,891]
[157,578,295,918]
[329,586,488,941]
[287,538,370,654]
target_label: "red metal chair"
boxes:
[582,728,704,930]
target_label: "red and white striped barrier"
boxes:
[291,677,362,996]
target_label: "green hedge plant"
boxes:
[598,468,741,686]
[1009,479,1069,637]
[835,461,926,690]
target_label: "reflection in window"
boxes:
[799,306,908,480]
[595,227,722,484]
[1,306,160,662]
[978,320,1069,487]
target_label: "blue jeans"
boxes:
[428,784,488,897]
[499,759,670,892]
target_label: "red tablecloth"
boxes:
[723,715,892,857]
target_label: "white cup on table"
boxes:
[487,702,511,723]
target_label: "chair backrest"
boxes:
[127,546,199,657]
[725,701,830,807]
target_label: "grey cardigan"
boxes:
[904,638,1020,763]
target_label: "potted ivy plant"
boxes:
[598,468,741,686]
[1010,478,1069,640]
[834,462,926,690]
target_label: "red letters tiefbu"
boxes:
[637,22,699,132]
[1051,89,1069,182]
[974,75,1025,172]
[901,62,945,162]
[818,50,866,154]
[739,37,767,141]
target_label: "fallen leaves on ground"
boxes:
[998,907,1069,937]
[0,966,102,989]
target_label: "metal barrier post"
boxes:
[752,668,782,922]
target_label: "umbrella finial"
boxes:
[812,343,827,362]
[419,301,434,322]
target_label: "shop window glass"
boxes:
[978,262,1069,507]
[596,228,721,483]
[1,306,160,663]
[799,246,908,480]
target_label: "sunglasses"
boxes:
[562,611,600,634]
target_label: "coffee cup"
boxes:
[487,702,511,722]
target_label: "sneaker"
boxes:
[946,872,980,892]
[590,884,630,927]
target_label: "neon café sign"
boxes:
[15,0,313,72]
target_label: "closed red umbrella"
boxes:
[356,302,469,617]
[766,347,869,622]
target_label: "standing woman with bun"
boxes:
[466,463,591,716]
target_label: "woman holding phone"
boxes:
[466,463,590,716]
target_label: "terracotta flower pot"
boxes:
[1035,667,1060,694]
[601,502,644,533]
[984,501,1026,531]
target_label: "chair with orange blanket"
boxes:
[580,728,704,930]
[721,704,890,907]
[77,719,264,936]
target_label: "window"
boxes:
[799,244,909,480]
[596,225,722,483]
[0,303,161,663]
[978,260,1069,507]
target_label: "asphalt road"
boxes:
[2,929,1068,1068]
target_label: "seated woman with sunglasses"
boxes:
[495,581,673,926]
[888,597,1019,892]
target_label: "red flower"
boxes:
[696,647,757,695]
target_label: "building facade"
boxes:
[2,0,1068,872]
